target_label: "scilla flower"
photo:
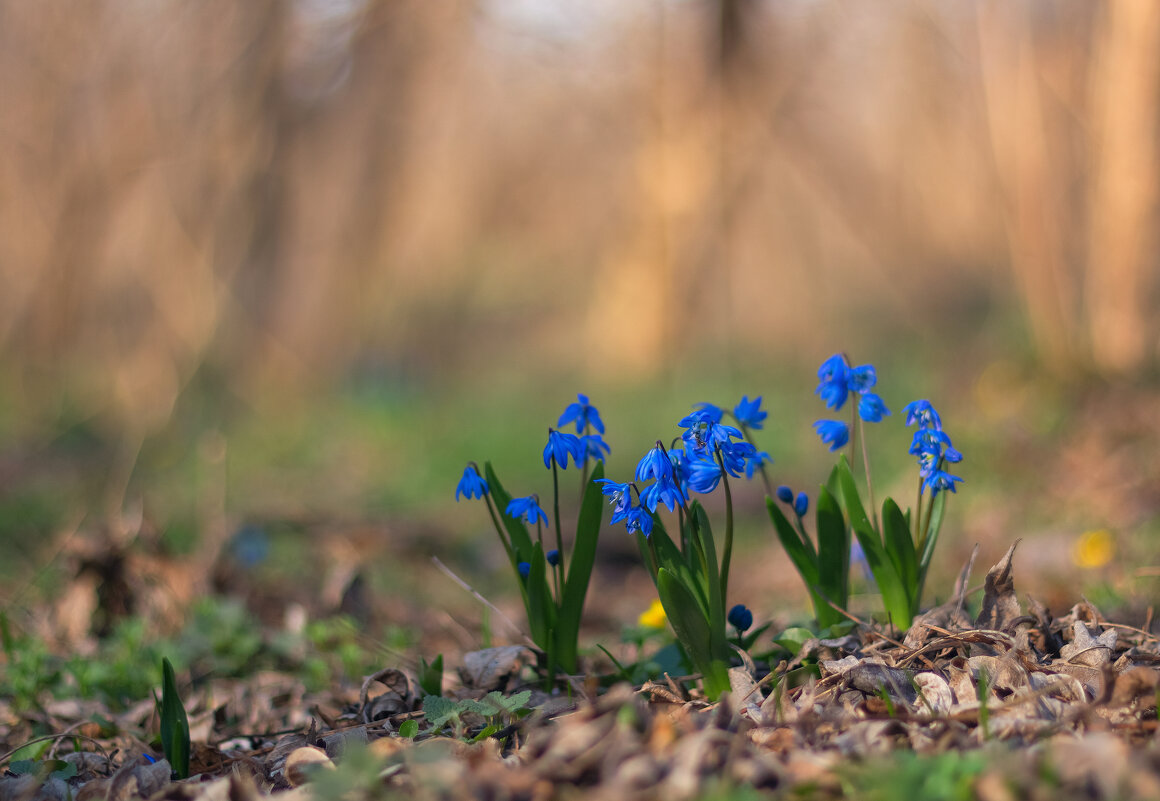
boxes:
[814,420,850,451]
[595,479,632,524]
[815,354,890,423]
[506,495,549,527]
[776,485,794,504]
[557,393,605,434]
[733,396,767,430]
[455,464,489,501]
[543,429,585,469]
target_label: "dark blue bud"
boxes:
[517,562,531,578]
[776,485,794,504]
[727,604,753,632]
[546,549,560,567]
[794,492,809,517]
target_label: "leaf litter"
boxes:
[7,543,1160,800]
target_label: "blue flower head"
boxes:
[816,354,851,410]
[580,433,611,462]
[557,393,605,434]
[903,399,942,430]
[794,491,809,518]
[685,458,722,495]
[625,506,654,538]
[727,604,753,632]
[517,562,531,578]
[636,444,674,484]
[546,549,560,567]
[455,464,489,501]
[847,364,877,393]
[776,485,794,504]
[718,439,757,478]
[595,479,632,524]
[814,419,850,452]
[543,429,585,469]
[745,449,771,479]
[506,495,549,528]
[733,396,767,430]
[641,477,685,513]
[858,393,891,423]
[694,402,725,424]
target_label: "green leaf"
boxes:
[836,457,913,630]
[645,516,709,618]
[422,695,462,730]
[470,724,501,742]
[773,627,815,654]
[555,461,605,674]
[656,568,714,673]
[160,657,191,780]
[417,654,443,698]
[689,503,728,664]
[916,490,948,604]
[483,463,535,562]
[814,484,850,628]
[882,497,918,608]
[767,498,837,627]
[398,719,419,739]
[525,542,556,653]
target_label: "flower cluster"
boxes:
[904,399,963,496]
[598,396,770,539]
[813,353,890,450]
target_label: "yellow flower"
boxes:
[638,598,667,629]
[1073,529,1115,569]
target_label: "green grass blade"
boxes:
[646,514,710,617]
[160,657,190,779]
[555,462,605,674]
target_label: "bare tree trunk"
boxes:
[1085,0,1160,375]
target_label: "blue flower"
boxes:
[794,491,809,518]
[816,354,851,410]
[641,477,685,513]
[924,468,963,496]
[685,458,722,494]
[595,479,632,524]
[455,464,489,501]
[557,393,605,434]
[636,445,675,484]
[847,364,877,393]
[718,439,757,478]
[733,396,767,430]
[580,433,611,462]
[625,506,654,538]
[902,399,942,430]
[727,604,753,632]
[679,410,744,461]
[745,449,771,479]
[506,495,549,527]
[909,428,953,459]
[776,485,794,504]
[517,561,531,578]
[546,549,560,567]
[858,392,890,423]
[814,420,850,451]
[543,429,585,469]
[694,402,725,424]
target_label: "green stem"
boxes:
[857,409,879,532]
[717,448,734,606]
[551,459,565,590]
[483,492,514,564]
[913,476,926,552]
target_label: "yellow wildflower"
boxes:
[1073,529,1115,569]
[638,598,667,629]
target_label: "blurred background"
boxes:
[3,0,1160,652]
